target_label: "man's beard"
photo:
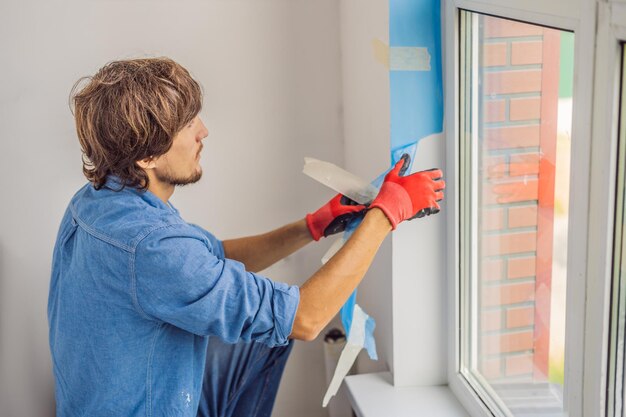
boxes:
[155,168,203,186]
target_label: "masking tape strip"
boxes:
[372,39,390,68]
[321,237,345,265]
[321,217,358,266]
[371,39,431,71]
[390,46,431,71]
[303,158,379,205]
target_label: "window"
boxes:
[445,1,604,416]
[459,10,574,416]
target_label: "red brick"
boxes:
[482,232,537,257]
[510,153,540,177]
[510,97,541,121]
[482,331,534,355]
[482,281,536,306]
[484,155,507,179]
[508,205,538,228]
[482,259,504,281]
[484,70,542,95]
[482,208,505,231]
[483,43,507,67]
[483,17,544,38]
[505,354,534,376]
[508,257,536,279]
[484,125,541,150]
[481,357,502,379]
[482,310,502,332]
[507,306,535,328]
[484,99,506,123]
[511,41,543,65]
[483,179,539,204]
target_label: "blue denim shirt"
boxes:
[48,178,300,416]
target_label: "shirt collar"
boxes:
[103,175,177,214]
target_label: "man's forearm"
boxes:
[290,208,392,340]
[222,219,313,273]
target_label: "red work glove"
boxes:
[369,154,445,229]
[306,194,368,241]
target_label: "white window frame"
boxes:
[588,4,626,417]
[443,1,605,416]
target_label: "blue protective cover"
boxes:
[339,0,443,361]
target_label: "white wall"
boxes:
[0,1,344,416]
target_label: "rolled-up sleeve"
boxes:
[133,224,299,347]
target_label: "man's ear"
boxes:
[136,157,157,170]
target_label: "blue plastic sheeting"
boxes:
[390,0,443,150]
[339,0,444,363]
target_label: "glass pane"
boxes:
[459,11,574,416]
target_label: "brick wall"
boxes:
[477,16,561,382]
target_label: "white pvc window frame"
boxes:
[608,47,626,417]
[594,4,626,417]
[444,1,603,417]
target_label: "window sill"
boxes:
[344,372,470,417]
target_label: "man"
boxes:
[48,57,445,417]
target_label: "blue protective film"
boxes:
[340,291,357,336]
[390,0,443,150]
[370,141,418,189]
[364,316,378,360]
[339,0,443,363]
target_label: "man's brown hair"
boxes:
[71,57,202,190]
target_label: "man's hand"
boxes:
[369,154,445,230]
[306,194,368,241]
